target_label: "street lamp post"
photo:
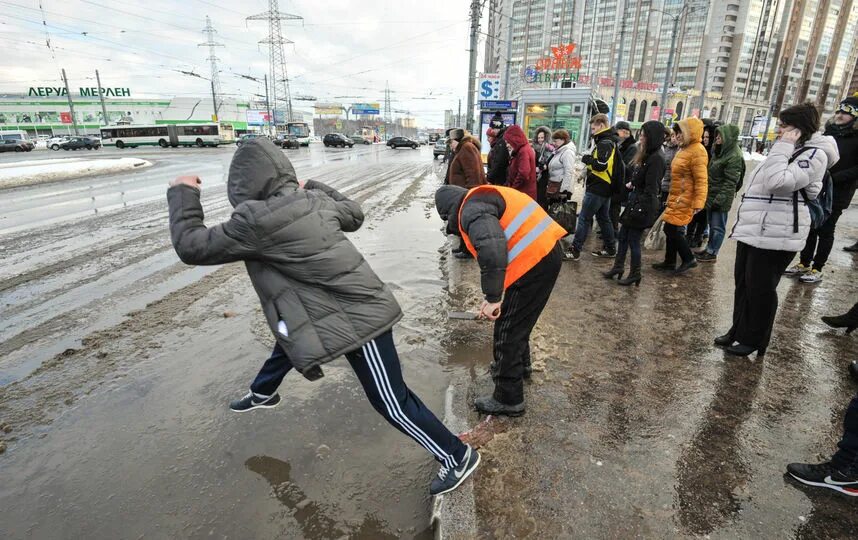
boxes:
[653,2,707,122]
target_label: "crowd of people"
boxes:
[438,94,858,497]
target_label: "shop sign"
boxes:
[60,112,72,124]
[577,76,659,91]
[28,86,131,97]
[479,74,501,99]
[535,43,582,71]
[479,100,517,111]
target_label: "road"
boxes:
[0,143,454,539]
[2,144,858,539]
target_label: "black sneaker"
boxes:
[454,250,474,260]
[787,461,858,497]
[229,391,281,412]
[564,246,581,261]
[651,261,675,271]
[591,249,616,258]
[696,252,717,263]
[474,395,525,416]
[673,260,698,275]
[430,444,481,496]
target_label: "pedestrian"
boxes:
[653,118,708,274]
[546,128,577,201]
[486,114,510,186]
[661,126,679,207]
[787,390,858,496]
[686,120,719,247]
[603,121,665,286]
[823,300,858,334]
[695,124,743,263]
[446,128,486,189]
[166,139,480,496]
[503,124,538,200]
[532,126,555,208]
[611,120,637,231]
[716,102,839,357]
[566,113,621,260]
[434,183,566,416]
[785,95,858,282]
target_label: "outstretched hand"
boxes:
[170,175,202,190]
[478,300,502,321]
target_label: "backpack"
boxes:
[789,147,833,232]
[609,141,627,195]
[735,159,746,193]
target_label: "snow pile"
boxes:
[0,158,151,189]
[742,151,767,161]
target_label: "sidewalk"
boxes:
[439,187,858,538]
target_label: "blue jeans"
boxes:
[572,192,615,252]
[706,210,728,255]
[250,330,467,467]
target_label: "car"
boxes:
[0,139,33,152]
[350,135,372,145]
[387,136,419,149]
[59,136,101,150]
[323,133,354,148]
[417,136,429,146]
[433,139,448,159]
[273,134,300,149]
[236,133,267,146]
[47,136,71,150]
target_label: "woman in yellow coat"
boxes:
[652,117,709,274]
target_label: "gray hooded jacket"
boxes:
[167,139,402,380]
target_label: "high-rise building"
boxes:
[444,109,455,128]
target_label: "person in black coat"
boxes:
[603,120,665,286]
[486,114,510,185]
[687,119,719,247]
[610,120,637,232]
[796,95,858,272]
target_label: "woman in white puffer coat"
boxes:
[716,102,839,358]
[546,128,578,199]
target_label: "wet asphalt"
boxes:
[2,145,858,538]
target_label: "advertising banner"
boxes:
[246,110,271,126]
[314,103,343,115]
[478,73,501,100]
[352,103,380,115]
[60,112,72,124]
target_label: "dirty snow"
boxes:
[0,157,151,189]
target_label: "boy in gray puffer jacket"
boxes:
[166,138,479,496]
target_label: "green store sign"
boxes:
[28,87,132,97]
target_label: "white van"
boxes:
[0,130,31,142]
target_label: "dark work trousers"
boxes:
[493,243,562,404]
[687,209,708,243]
[616,226,644,269]
[833,392,858,474]
[799,208,843,271]
[728,242,795,352]
[250,330,467,468]
[663,222,694,265]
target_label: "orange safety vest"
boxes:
[459,185,567,290]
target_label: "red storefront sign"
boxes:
[60,112,72,124]
[650,106,661,121]
[534,43,582,71]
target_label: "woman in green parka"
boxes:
[696,124,744,262]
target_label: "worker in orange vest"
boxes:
[435,184,566,415]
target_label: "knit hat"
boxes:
[448,128,466,142]
[489,112,505,130]
[615,121,631,132]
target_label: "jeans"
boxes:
[705,210,729,255]
[687,210,708,241]
[799,207,843,271]
[250,330,467,467]
[572,192,615,252]
[663,222,694,265]
[728,242,795,351]
[616,226,644,269]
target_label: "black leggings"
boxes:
[663,223,694,265]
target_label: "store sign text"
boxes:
[28,87,132,97]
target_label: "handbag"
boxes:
[620,191,659,229]
[547,199,577,234]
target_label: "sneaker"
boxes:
[229,391,281,412]
[696,252,717,263]
[474,395,525,416]
[784,263,811,277]
[564,246,581,261]
[787,461,858,496]
[799,269,823,283]
[844,241,858,253]
[429,444,481,496]
[673,260,698,275]
[454,250,474,260]
[591,249,616,258]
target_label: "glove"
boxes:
[581,154,593,165]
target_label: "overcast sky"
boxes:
[0,0,481,127]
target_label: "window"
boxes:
[638,101,648,122]
[676,101,684,119]
[628,99,637,120]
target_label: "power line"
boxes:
[199,16,224,117]
[247,0,302,123]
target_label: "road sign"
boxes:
[479,73,501,100]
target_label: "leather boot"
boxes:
[822,302,858,334]
[617,265,641,286]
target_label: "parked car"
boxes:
[236,133,267,146]
[323,133,354,148]
[45,136,69,150]
[0,139,33,152]
[387,136,419,149]
[350,135,372,145]
[59,136,101,150]
[417,136,429,146]
[433,139,448,159]
[273,134,300,149]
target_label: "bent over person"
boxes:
[166,139,479,496]
[435,184,566,416]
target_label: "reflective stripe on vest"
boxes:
[590,130,615,185]
[458,185,567,290]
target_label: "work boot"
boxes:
[617,265,641,286]
[429,444,481,496]
[787,461,858,497]
[821,303,858,334]
[474,395,525,417]
[845,241,858,253]
[673,259,698,275]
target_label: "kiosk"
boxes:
[517,88,593,151]
[478,100,518,163]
